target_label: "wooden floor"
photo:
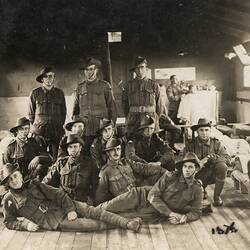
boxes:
[1,178,250,250]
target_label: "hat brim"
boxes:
[175,158,200,171]
[36,74,44,83]
[10,121,30,134]
[0,166,20,185]
[61,138,85,148]
[191,123,211,131]
[65,121,85,131]
[103,142,122,152]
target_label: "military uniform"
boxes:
[122,77,163,138]
[95,158,166,205]
[185,137,230,187]
[2,137,52,180]
[43,155,99,203]
[90,137,108,170]
[126,133,175,171]
[28,86,66,159]
[166,84,183,124]
[72,79,117,139]
[3,179,136,232]
[99,172,202,223]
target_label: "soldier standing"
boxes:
[28,66,66,161]
[73,57,117,148]
[122,56,164,138]
[166,75,183,124]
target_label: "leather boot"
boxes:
[213,180,225,207]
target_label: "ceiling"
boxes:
[0,0,249,62]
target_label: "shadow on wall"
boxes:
[0,95,74,131]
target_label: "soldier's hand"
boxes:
[28,156,40,170]
[169,217,180,225]
[179,215,187,224]
[169,212,183,220]
[67,211,77,221]
[200,156,209,167]
[208,154,217,160]
[27,222,39,232]
[148,162,161,168]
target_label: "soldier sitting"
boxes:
[126,115,175,171]
[95,138,167,205]
[43,134,98,204]
[98,152,203,224]
[90,119,115,170]
[185,118,231,206]
[1,163,142,232]
[58,115,89,158]
[2,117,52,181]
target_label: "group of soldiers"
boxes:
[0,56,230,233]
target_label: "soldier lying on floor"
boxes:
[1,163,142,232]
[98,152,203,224]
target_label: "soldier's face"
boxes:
[42,72,55,90]
[107,145,121,161]
[102,125,114,141]
[67,143,82,158]
[182,162,196,178]
[197,126,211,141]
[84,65,98,81]
[8,170,23,189]
[71,122,85,136]
[135,63,147,79]
[142,123,155,137]
[16,125,30,140]
[171,76,179,85]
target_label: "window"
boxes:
[243,65,250,87]
[108,32,122,43]
[154,67,196,80]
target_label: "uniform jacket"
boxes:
[2,137,52,178]
[72,79,117,136]
[126,133,175,169]
[95,158,166,204]
[185,137,231,165]
[122,77,163,117]
[3,180,75,231]
[148,172,202,222]
[43,155,99,203]
[166,84,182,111]
[90,137,108,170]
[28,86,66,140]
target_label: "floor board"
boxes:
[0,177,250,250]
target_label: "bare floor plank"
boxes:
[55,232,75,250]
[38,231,60,250]
[136,223,155,250]
[5,231,30,250]
[148,223,170,250]
[0,228,16,250]
[90,229,107,250]
[22,231,46,250]
[106,229,122,250]
[72,232,93,250]
[123,229,139,250]
[190,219,219,250]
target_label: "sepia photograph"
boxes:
[0,0,250,249]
